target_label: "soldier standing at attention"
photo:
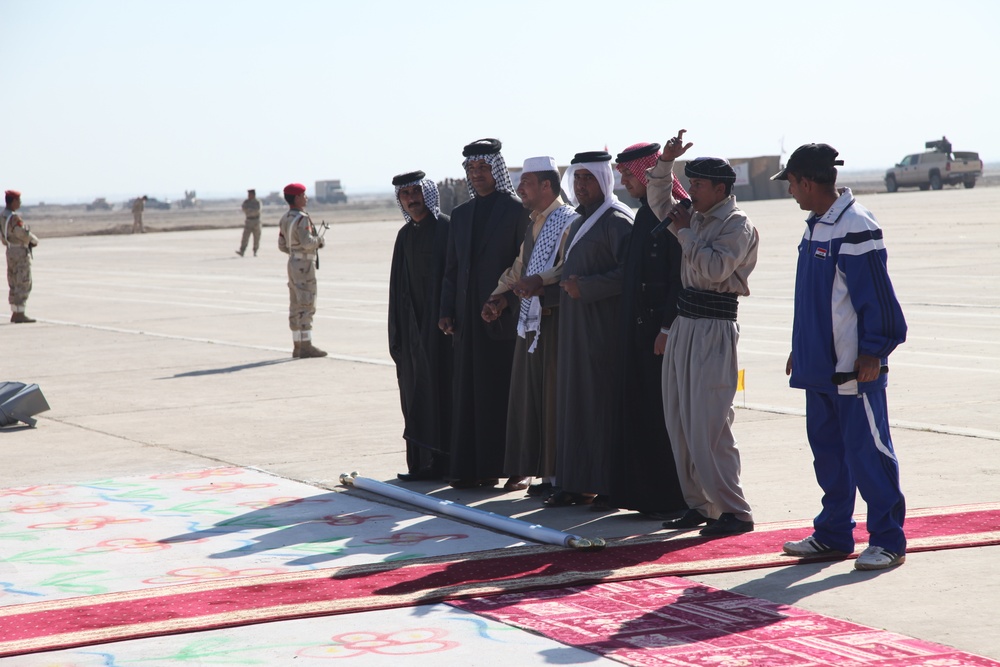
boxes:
[2,189,39,323]
[237,188,262,257]
[277,183,327,359]
[131,195,147,233]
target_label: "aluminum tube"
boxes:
[340,473,598,549]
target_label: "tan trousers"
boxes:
[6,247,31,308]
[661,315,752,522]
[240,219,261,254]
[287,256,316,331]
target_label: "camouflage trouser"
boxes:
[6,247,31,309]
[287,256,316,331]
[240,219,262,253]
[132,214,143,233]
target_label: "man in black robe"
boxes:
[438,139,530,488]
[608,142,688,516]
[388,171,452,481]
[546,151,633,507]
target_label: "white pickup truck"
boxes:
[885,139,983,192]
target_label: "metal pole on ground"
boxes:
[339,472,605,551]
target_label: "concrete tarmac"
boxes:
[3,186,999,658]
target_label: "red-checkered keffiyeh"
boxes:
[616,142,689,200]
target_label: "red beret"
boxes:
[5,190,21,198]
[283,183,306,197]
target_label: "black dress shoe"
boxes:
[590,494,615,512]
[396,470,441,482]
[661,509,714,529]
[543,490,595,507]
[699,512,754,536]
[526,482,553,498]
[640,509,688,521]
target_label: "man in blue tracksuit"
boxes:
[772,144,908,571]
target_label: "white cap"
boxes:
[522,156,558,174]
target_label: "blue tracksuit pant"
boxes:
[805,389,906,555]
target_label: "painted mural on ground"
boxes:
[1,603,618,667]
[0,467,521,605]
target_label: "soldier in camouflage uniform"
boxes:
[277,183,327,358]
[236,188,262,257]
[2,190,39,323]
[131,195,147,233]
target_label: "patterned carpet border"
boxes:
[2,502,998,658]
[452,577,1000,667]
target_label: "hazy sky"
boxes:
[4,0,998,203]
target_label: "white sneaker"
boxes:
[854,545,905,570]
[783,535,849,558]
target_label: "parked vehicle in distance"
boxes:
[177,190,199,209]
[125,197,171,210]
[314,180,348,204]
[885,138,982,192]
[85,197,112,211]
[262,191,285,206]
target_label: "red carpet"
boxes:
[1,502,998,657]
[453,577,1000,666]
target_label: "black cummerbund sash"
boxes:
[677,288,739,321]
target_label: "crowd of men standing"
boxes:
[386,133,910,567]
[387,134,756,536]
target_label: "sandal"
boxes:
[543,490,595,507]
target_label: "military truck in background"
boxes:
[262,191,285,206]
[86,197,112,211]
[125,197,171,210]
[314,180,348,204]
[884,138,983,192]
[177,190,199,209]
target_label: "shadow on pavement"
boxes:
[155,489,498,567]
[159,358,295,378]
[729,559,900,604]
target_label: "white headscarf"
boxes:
[560,158,634,258]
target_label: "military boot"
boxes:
[10,312,36,323]
[292,342,301,358]
[298,341,328,358]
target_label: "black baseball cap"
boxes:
[771,143,844,181]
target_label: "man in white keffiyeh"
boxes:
[559,151,635,262]
[547,151,634,509]
[482,156,578,497]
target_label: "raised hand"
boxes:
[661,129,693,161]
